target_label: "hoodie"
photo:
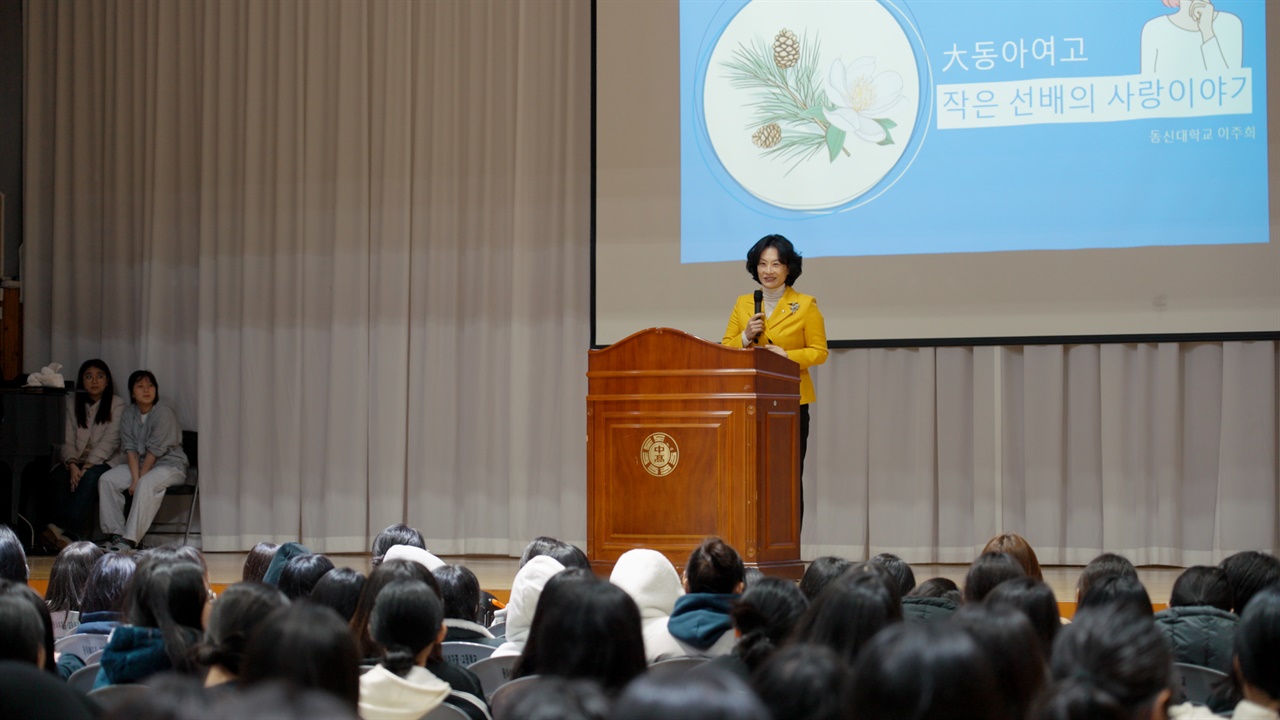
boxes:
[262,542,311,587]
[383,545,446,572]
[609,549,688,662]
[490,556,565,658]
[358,665,452,720]
[667,593,738,658]
[93,626,172,689]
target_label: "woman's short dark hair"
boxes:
[1077,552,1137,599]
[514,569,645,695]
[277,554,335,601]
[685,537,745,595]
[433,564,482,622]
[1219,551,1280,614]
[1034,607,1171,720]
[308,568,365,623]
[0,581,56,672]
[1168,566,1234,611]
[614,665,772,720]
[746,234,802,287]
[752,643,851,720]
[242,542,279,583]
[208,680,360,720]
[519,536,591,571]
[80,552,137,615]
[242,603,361,711]
[349,559,441,660]
[44,541,104,613]
[730,577,809,672]
[1235,585,1280,700]
[0,525,27,583]
[196,582,289,677]
[127,369,160,403]
[74,359,117,428]
[800,556,850,601]
[849,622,1010,720]
[789,568,902,667]
[907,577,960,599]
[142,543,209,576]
[871,553,916,596]
[370,579,444,678]
[371,524,426,566]
[984,576,1060,661]
[952,604,1046,720]
[1077,574,1153,617]
[123,558,208,674]
[963,552,1025,604]
[0,590,46,665]
[502,677,611,720]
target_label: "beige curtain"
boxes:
[24,0,1277,560]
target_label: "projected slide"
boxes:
[681,0,1268,263]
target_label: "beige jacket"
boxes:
[59,395,127,467]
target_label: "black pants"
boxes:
[799,403,810,526]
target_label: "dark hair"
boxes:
[433,564,482,622]
[196,582,289,676]
[142,543,208,576]
[0,525,27,583]
[1168,566,1233,611]
[242,603,361,710]
[0,592,46,665]
[981,533,1044,582]
[519,536,591,571]
[730,577,808,672]
[242,542,279,583]
[308,568,365,622]
[907,577,960,599]
[370,524,426,566]
[789,568,902,667]
[848,622,1010,720]
[984,577,1060,661]
[743,567,766,590]
[127,369,160,404]
[751,643,851,720]
[684,537,744,595]
[0,581,56,672]
[503,677,611,720]
[110,669,212,720]
[514,569,645,695]
[800,556,851,601]
[277,554,335,601]
[1219,551,1280,614]
[613,666,772,720]
[44,541,104,613]
[1077,552,1137,600]
[208,680,359,720]
[370,579,443,678]
[952,604,1046,720]
[964,552,1025,604]
[123,559,208,674]
[1077,574,1152,617]
[1034,607,1171,720]
[1235,585,1280,700]
[80,552,137,615]
[746,234,802,287]
[349,558,440,659]
[74,359,117,427]
[871,553,917,595]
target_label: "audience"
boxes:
[492,555,565,658]
[903,576,962,624]
[613,667,772,720]
[0,524,29,582]
[1227,586,1280,718]
[702,576,808,681]
[953,604,1047,720]
[608,548,685,662]
[1077,573,1154,617]
[518,536,590,572]
[798,555,851,601]
[964,551,1026,604]
[434,564,498,645]
[310,567,367,623]
[985,577,1060,661]
[277,553,336,601]
[1218,550,1280,614]
[667,537,745,659]
[241,541,279,583]
[0,590,47,665]
[1076,552,1138,602]
[72,552,137,635]
[752,643,851,720]
[870,552,917,595]
[0,580,59,675]
[242,602,361,711]
[42,540,103,637]
[982,533,1045,582]
[197,581,289,689]
[371,523,427,568]
[1153,565,1238,675]
[0,661,97,720]
[790,566,902,667]
[500,678,610,720]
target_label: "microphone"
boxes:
[751,290,764,344]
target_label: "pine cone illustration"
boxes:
[752,123,782,149]
[773,29,800,69]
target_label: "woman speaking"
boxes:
[721,235,828,502]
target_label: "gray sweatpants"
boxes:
[98,464,186,543]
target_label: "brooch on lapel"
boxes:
[789,302,800,314]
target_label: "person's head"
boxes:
[952,604,1046,720]
[370,579,444,678]
[608,548,684,621]
[515,569,645,695]
[684,537,745,595]
[0,591,46,666]
[242,542,279,583]
[208,680,359,720]
[1077,552,1137,601]
[1219,551,1280,614]
[751,643,851,720]
[105,673,208,720]
[197,582,289,680]
[1035,607,1172,720]
[242,603,360,710]
[789,567,902,667]
[870,553,916,596]
[348,558,440,659]
[746,234,802,289]
[44,541,104,612]
[964,552,1025,604]
[984,576,1060,661]
[730,577,809,672]
[1168,565,1233,611]
[743,566,766,590]
[308,568,365,622]
[1234,585,1280,704]
[0,581,55,672]
[848,622,1010,720]
[613,666,772,720]
[74,359,117,426]
[142,543,209,578]
[80,552,137,615]
[519,536,591,571]
[907,576,960,599]
[370,523,426,568]
[432,564,482,622]
[981,533,1043,582]
[277,554,335,601]
[502,678,611,720]
[124,557,209,673]
[799,556,851,601]
[0,525,28,583]
[1078,574,1153,617]
[127,369,159,408]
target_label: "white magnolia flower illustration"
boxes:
[824,57,904,143]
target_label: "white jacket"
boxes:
[358,665,450,720]
[490,556,564,658]
[609,549,688,663]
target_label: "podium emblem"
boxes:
[640,433,680,477]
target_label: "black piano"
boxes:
[0,386,69,529]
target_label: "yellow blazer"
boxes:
[721,286,828,405]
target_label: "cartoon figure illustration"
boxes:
[1141,0,1243,74]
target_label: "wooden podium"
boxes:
[586,327,803,578]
